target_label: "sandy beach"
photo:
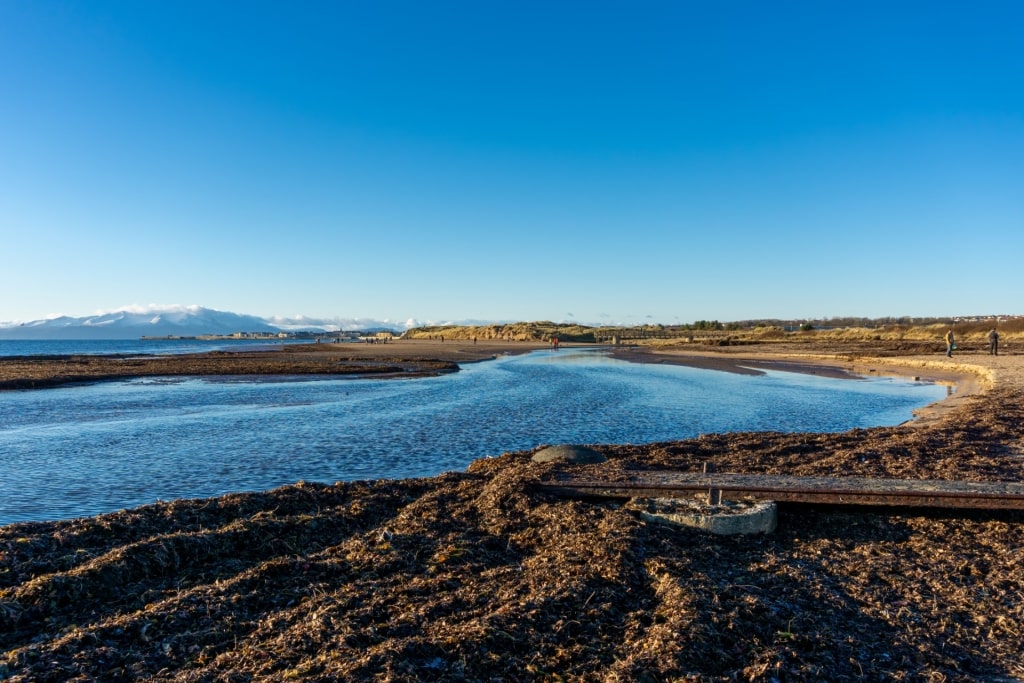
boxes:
[609,343,995,428]
[2,341,1023,681]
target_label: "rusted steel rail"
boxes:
[537,472,1024,510]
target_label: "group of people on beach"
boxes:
[945,328,999,357]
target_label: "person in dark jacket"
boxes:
[988,328,1000,355]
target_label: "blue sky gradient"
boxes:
[2,1,1021,325]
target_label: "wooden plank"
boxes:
[537,473,1024,510]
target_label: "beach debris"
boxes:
[626,496,778,535]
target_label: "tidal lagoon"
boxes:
[0,348,945,524]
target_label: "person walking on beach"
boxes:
[945,329,955,357]
[988,328,999,355]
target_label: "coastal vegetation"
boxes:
[405,317,1024,349]
[405,321,603,342]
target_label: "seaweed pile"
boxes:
[2,377,1024,681]
[0,351,459,390]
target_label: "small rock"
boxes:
[531,444,607,464]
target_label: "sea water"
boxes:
[0,348,947,525]
[0,338,304,357]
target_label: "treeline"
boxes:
[735,316,940,329]
[726,315,1019,330]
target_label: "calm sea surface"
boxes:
[0,345,946,525]
[0,338,304,357]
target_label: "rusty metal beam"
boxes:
[536,473,1024,510]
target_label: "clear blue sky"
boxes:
[2,1,1021,326]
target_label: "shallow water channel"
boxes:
[0,348,946,525]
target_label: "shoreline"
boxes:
[3,341,1024,680]
[609,344,990,428]
[0,339,552,390]
[0,339,991,430]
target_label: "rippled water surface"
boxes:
[0,349,946,524]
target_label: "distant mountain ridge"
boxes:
[0,306,406,340]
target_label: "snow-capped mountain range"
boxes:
[0,305,414,340]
